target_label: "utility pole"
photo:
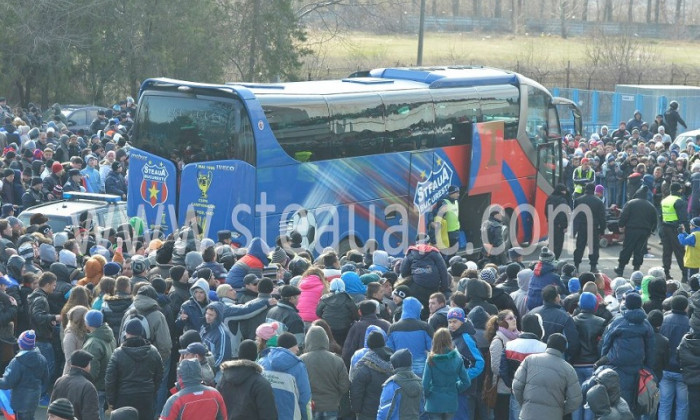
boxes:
[417,0,426,65]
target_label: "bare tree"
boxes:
[676,0,683,22]
[647,0,652,22]
[628,0,634,21]
[582,0,589,21]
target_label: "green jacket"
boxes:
[422,349,470,413]
[83,323,116,391]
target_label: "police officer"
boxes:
[614,191,658,276]
[573,182,606,272]
[661,182,688,281]
[664,100,687,139]
[572,157,595,200]
[433,185,460,258]
[545,184,571,260]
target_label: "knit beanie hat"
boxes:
[479,268,496,285]
[125,318,145,337]
[547,333,568,353]
[277,332,297,350]
[47,398,74,419]
[18,330,36,350]
[568,278,581,294]
[255,322,279,341]
[85,310,103,328]
[151,277,167,294]
[367,330,386,350]
[238,339,258,362]
[447,307,466,323]
[521,314,544,340]
[110,406,139,420]
[39,243,57,264]
[578,292,597,311]
[579,272,596,287]
[539,247,555,263]
[615,283,634,301]
[58,249,77,268]
[506,263,521,279]
[103,262,121,277]
[630,271,644,288]
[51,161,63,174]
[185,251,203,273]
[390,348,412,369]
[562,263,577,277]
[341,263,356,273]
[270,247,288,265]
[169,265,186,282]
[624,291,643,310]
[330,278,345,293]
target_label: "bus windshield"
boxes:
[132,93,256,166]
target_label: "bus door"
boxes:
[177,160,256,242]
[533,142,557,243]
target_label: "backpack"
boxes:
[120,308,151,343]
[635,368,659,415]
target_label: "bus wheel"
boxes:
[339,236,362,256]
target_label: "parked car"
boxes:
[18,192,127,234]
[673,128,700,150]
[44,105,110,135]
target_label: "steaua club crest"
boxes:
[140,161,169,208]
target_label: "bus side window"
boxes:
[432,87,480,147]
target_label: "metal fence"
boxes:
[552,87,700,138]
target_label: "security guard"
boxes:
[661,182,688,281]
[678,217,700,279]
[433,185,460,258]
[572,157,595,199]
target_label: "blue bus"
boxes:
[127,66,581,254]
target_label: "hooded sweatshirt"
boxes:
[200,302,231,368]
[176,278,210,332]
[259,346,312,420]
[387,297,433,376]
[299,326,350,412]
[83,322,117,391]
[512,269,532,316]
[527,261,562,310]
[377,365,424,420]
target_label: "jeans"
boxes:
[98,390,106,420]
[572,366,594,420]
[509,395,521,420]
[36,341,55,395]
[658,371,688,420]
[155,356,171,417]
[313,411,338,420]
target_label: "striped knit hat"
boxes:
[18,330,36,350]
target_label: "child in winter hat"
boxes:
[18,329,36,350]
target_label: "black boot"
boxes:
[614,266,624,277]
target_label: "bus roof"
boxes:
[141,66,522,97]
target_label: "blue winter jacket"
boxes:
[660,310,690,372]
[527,261,563,310]
[0,349,49,413]
[451,321,485,381]
[377,367,424,420]
[601,308,655,372]
[225,237,269,289]
[200,302,232,368]
[259,346,312,420]
[387,297,433,376]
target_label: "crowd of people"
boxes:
[0,98,696,420]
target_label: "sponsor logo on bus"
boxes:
[140,161,170,208]
[413,159,454,214]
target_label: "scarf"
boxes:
[499,326,520,341]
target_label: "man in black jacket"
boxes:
[105,318,163,420]
[664,100,687,139]
[341,300,391,367]
[614,191,658,277]
[28,272,60,390]
[51,350,100,420]
[528,285,580,360]
[266,285,305,350]
[573,183,607,273]
[545,184,572,260]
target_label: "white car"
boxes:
[673,129,700,150]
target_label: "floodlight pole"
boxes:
[417,0,426,66]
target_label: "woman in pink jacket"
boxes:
[297,267,329,324]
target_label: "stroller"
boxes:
[599,205,624,248]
